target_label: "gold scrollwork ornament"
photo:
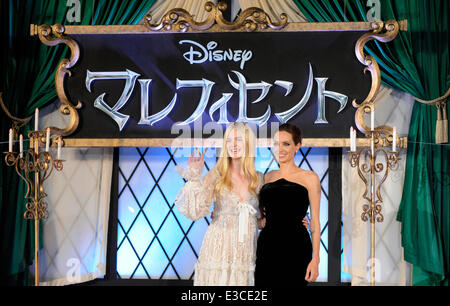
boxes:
[353,20,401,142]
[145,1,287,32]
[33,24,82,136]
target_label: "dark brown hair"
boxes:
[278,123,302,145]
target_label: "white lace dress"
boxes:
[174,166,263,286]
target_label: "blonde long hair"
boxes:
[213,122,260,197]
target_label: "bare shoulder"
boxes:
[294,169,320,188]
[264,170,278,183]
[303,170,320,180]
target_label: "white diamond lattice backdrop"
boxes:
[117,146,330,282]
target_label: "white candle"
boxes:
[353,129,357,151]
[9,129,13,152]
[370,109,375,131]
[393,126,397,152]
[45,128,50,152]
[35,108,39,131]
[349,127,353,151]
[19,134,23,158]
[57,138,62,160]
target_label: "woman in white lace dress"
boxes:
[174,122,263,286]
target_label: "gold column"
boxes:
[370,130,376,286]
[33,133,40,286]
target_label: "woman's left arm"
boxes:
[305,172,321,282]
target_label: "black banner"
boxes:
[65,31,371,139]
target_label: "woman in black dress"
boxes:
[255,124,321,286]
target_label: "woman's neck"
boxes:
[230,158,243,175]
[278,160,298,176]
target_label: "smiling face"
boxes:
[226,128,246,159]
[273,130,300,163]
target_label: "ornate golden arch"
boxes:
[26,1,406,148]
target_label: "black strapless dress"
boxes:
[255,178,312,286]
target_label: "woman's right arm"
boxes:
[174,149,215,221]
[257,172,271,229]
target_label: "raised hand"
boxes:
[188,148,206,175]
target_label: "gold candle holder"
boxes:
[348,130,400,286]
[4,130,64,286]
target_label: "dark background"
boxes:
[66,31,371,139]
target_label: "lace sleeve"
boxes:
[174,167,216,221]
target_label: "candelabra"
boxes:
[348,124,401,286]
[4,129,64,286]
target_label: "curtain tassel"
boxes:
[436,100,448,144]
[413,87,450,144]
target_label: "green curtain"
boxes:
[0,0,156,286]
[294,0,449,285]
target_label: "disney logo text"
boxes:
[179,40,253,70]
